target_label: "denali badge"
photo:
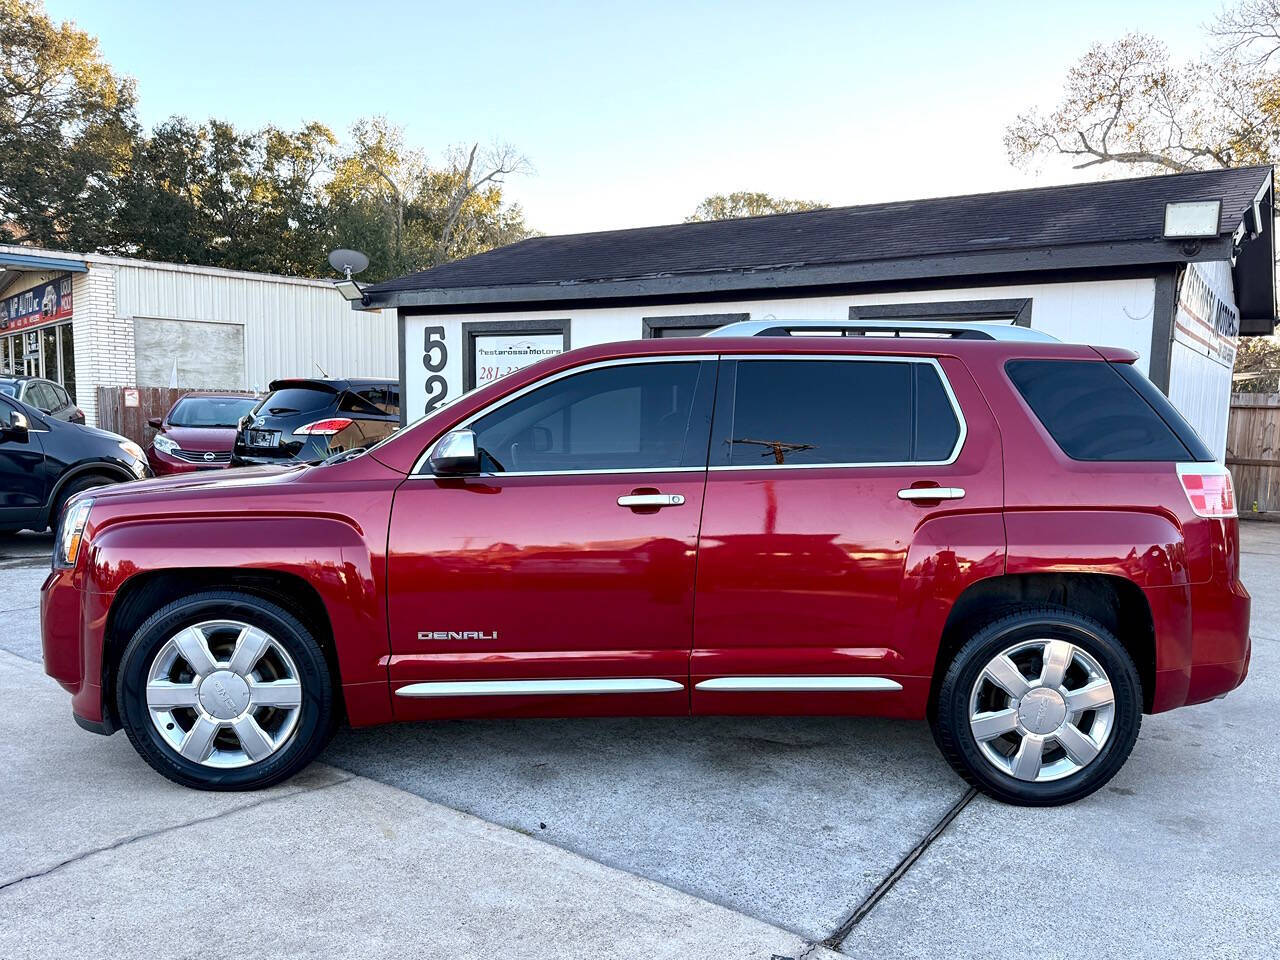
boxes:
[418,630,499,641]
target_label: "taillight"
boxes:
[1177,462,1236,518]
[293,418,353,436]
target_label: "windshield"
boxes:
[168,395,258,428]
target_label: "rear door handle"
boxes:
[897,486,966,501]
[618,494,685,508]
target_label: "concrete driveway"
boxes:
[1,526,1277,958]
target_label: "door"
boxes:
[0,395,48,528]
[386,357,717,720]
[690,354,1005,717]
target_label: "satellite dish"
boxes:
[328,248,370,278]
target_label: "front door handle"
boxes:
[897,486,966,501]
[618,493,685,508]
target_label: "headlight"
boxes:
[152,434,179,455]
[120,440,146,460]
[54,497,93,569]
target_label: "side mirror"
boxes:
[147,416,162,429]
[428,428,480,475]
[2,410,30,443]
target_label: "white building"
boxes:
[359,166,1276,460]
[0,246,397,427]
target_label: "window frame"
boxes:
[412,355,715,478]
[708,354,968,471]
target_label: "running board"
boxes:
[694,676,903,692]
[394,678,685,698]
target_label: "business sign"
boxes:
[473,333,564,388]
[1,274,73,333]
[1174,260,1239,369]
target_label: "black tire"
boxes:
[931,605,1142,806]
[116,590,336,790]
[48,473,118,531]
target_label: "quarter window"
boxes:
[719,359,961,466]
[467,361,713,473]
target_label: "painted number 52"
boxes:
[423,326,448,414]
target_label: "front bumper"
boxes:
[41,565,115,734]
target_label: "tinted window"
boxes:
[0,381,15,398]
[51,384,69,407]
[169,396,257,428]
[722,359,960,466]
[255,388,334,417]
[1114,363,1214,462]
[340,386,399,417]
[469,361,710,472]
[1006,359,1192,461]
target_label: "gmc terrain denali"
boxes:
[40,321,1250,805]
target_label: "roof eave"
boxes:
[361,236,1236,311]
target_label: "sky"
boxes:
[47,0,1216,236]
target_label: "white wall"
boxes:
[401,277,1157,423]
[113,262,396,392]
[1166,260,1240,460]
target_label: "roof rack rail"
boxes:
[702,319,1060,343]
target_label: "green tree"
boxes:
[685,191,827,222]
[0,0,137,248]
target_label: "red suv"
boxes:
[40,321,1250,805]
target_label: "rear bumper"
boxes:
[1149,574,1251,712]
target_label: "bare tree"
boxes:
[1006,10,1280,176]
[432,142,529,262]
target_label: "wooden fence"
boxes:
[95,386,245,447]
[1226,393,1280,516]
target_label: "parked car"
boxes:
[0,392,150,534]
[231,377,399,467]
[0,376,85,423]
[41,321,1249,805]
[147,392,258,476]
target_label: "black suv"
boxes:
[0,376,84,423]
[231,377,400,466]
[0,393,151,533]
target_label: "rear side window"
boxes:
[1006,359,1201,461]
[719,359,962,466]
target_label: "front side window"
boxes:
[718,359,961,466]
[466,360,713,473]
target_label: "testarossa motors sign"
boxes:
[1,274,73,332]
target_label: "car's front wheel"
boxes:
[116,591,335,790]
[931,605,1142,806]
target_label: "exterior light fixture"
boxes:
[1164,200,1222,239]
[334,278,365,302]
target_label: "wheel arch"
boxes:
[101,568,343,731]
[929,573,1157,716]
[44,462,134,527]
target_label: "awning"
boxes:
[0,251,88,273]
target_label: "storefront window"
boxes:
[0,335,10,375]
[42,326,57,383]
[60,325,76,402]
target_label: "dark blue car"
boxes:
[0,392,151,534]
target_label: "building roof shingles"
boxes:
[367,165,1272,295]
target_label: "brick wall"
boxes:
[71,265,134,428]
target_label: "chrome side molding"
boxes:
[694,676,903,692]
[394,678,685,698]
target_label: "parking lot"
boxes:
[1,525,1277,959]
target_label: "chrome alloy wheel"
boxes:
[968,639,1117,783]
[145,620,303,768]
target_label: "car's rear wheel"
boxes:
[931,606,1142,806]
[116,591,335,790]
